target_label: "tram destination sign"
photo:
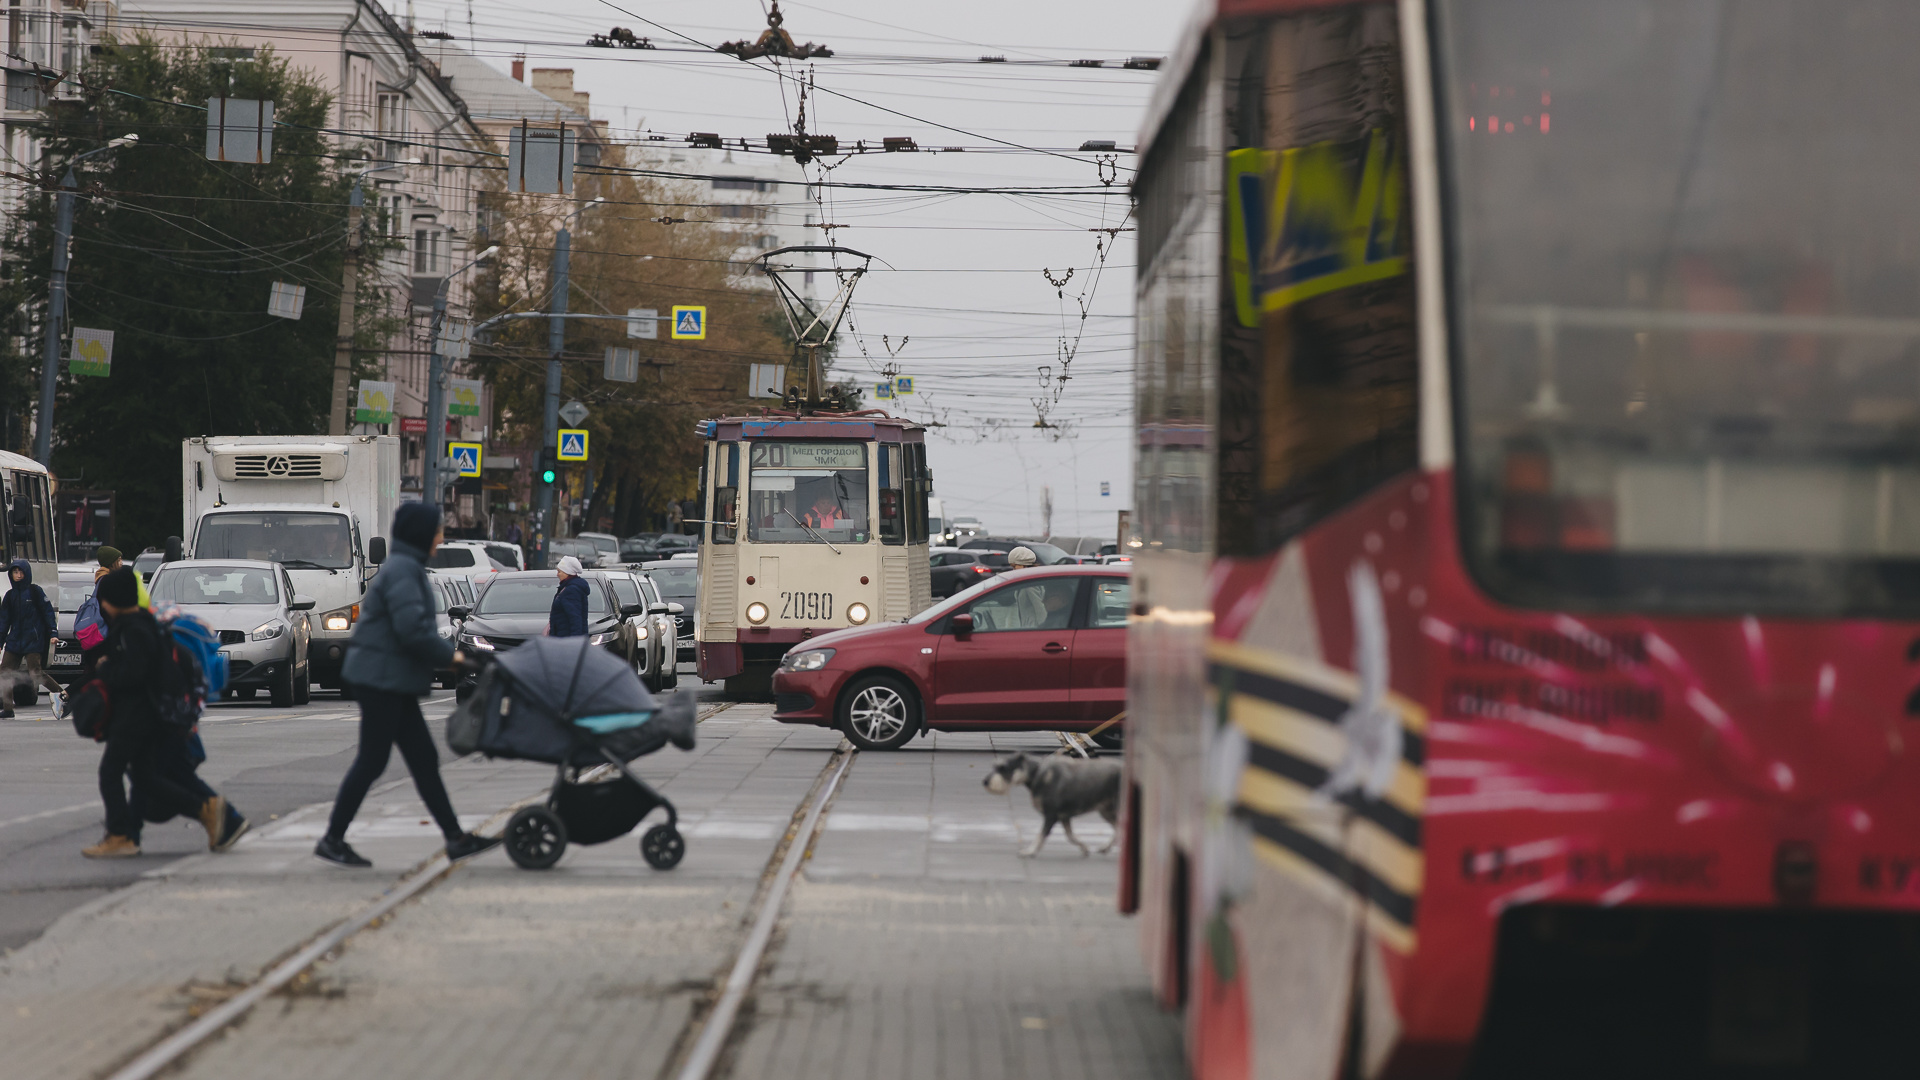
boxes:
[751,442,866,469]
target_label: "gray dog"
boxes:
[983,752,1121,857]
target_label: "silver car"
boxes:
[148,559,315,707]
[601,569,679,691]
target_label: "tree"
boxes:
[2,38,351,548]
[470,161,798,537]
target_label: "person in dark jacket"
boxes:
[316,503,500,869]
[0,558,63,718]
[548,555,590,638]
[83,568,247,858]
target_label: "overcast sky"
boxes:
[421,0,1190,541]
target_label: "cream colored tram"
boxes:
[694,415,933,697]
[0,450,59,586]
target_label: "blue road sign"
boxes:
[558,429,590,461]
[449,442,483,477]
[874,382,895,400]
[671,305,707,340]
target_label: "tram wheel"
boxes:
[838,673,920,751]
[505,807,567,870]
[640,824,685,870]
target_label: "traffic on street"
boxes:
[2,0,1915,1078]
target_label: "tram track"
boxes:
[93,698,836,1080]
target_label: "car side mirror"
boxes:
[950,612,974,639]
[290,594,317,611]
[164,535,183,562]
[648,603,670,614]
[448,605,471,621]
[620,603,647,619]
[668,602,684,615]
[368,537,387,565]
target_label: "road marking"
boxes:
[0,802,95,832]
[672,741,854,1080]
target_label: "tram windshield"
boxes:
[746,441,870,544]
[1441,0,1920,614]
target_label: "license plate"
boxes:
[49,652,80,666]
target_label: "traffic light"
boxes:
[539,453,557,486]
[542,465,557,485]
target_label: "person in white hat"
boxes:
[1007,546,1038,568]
[549,555,591,638]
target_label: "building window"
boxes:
[712,177,758,191]
[413,228,443,274]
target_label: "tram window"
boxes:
[3,472,55,564]
[1210,4,1417,557]
[877,444,905,545]
[907,443,929,545]
[746,441,870,544]
[1440,0,1920,614]
[712,444,738,545]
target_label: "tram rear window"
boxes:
[746,442,870,544]
[1439,0,1920,615]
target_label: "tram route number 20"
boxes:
[781,591,835,621]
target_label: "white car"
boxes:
[147,559,316,707]
[426,540,510,581]
[576,532,623,568]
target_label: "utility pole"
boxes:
[534,226,570,571]
[327,184,363,435]
[33,171,79,466]
[422,245,496,511]
[34,134,137,466]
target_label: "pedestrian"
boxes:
[93,545,150,607]
[315,503,500,869]
[0,558,64,719]
[505,521,522,546]
[83,567,247,858]
[549,555,590,638]
[1007,545,1039,569]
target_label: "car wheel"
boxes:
[293,663,311,705]
[838,673,920,751]
[270,660,296,708]
[12,682,37,706]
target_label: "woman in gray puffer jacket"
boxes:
[314,503,499,869]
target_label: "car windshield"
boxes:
[195,511,353,570]
[57,574,92,613]
[551,539,597,560]
[428,546,479,568]
[746,441,870,544]
[475,576,611,616]
[1442,0,1920,614]
[480,543,519,568]
[152,566,280,605]
[584,535,619,555]
[909,575,1005,623]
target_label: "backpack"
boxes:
[70,677,110,741]
[150,614,223,731]
[74,592,106,651]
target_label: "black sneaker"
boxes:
[444,832,502,863]
[314,836,372,868]
[213,806,251,852]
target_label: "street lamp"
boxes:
[33,134,138,466]
[534,195,605,569]
[422,244,501,505]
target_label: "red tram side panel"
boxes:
[1173,469,1920,1075]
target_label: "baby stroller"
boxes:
[447,636,696,870]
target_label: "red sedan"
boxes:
[771,565,1130,750]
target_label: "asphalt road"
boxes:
[0,666,723,953]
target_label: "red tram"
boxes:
[1122,1,1920,1076]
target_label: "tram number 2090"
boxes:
[781,591,835,621]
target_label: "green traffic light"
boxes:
[542,469,557,484]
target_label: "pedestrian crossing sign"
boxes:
[557,429,589,461]
[449,442,482,477]
[671,305,707,340]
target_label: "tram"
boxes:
[0,450,59,702]
[693,413,933,698]
[1124,1,1920,1077]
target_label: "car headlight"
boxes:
[746,601,769,624]
[437,624,454,638]
[588,630,619,645]
[781,648,835,672]
[250,621,286,641]
[634,625,649,640]
[321,604,357,632]
[460,634,495,651]
[847,602,870,625]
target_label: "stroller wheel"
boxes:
[640,824,685,870]
[505,807,567,870]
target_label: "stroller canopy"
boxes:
[495,636,657,724]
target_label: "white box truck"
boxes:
[181,436,401,689]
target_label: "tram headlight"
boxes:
[745,601,769,625]
[847,602,871,625]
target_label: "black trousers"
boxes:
[327,688,463,843]
[99,718,206,839]
[128,735,218,843]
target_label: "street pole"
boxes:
[32,170,78,467]
[423,286,450,506]
[534,225,570,571]
[327,183,363,436]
